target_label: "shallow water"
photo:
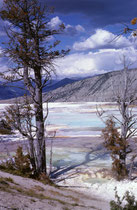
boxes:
[85,177,109,184]
[46,147,112,170]
[45,102,124,137]
[46,146,113,184]
[1,102,137,185]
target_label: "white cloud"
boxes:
[73,29,133,51]
[55,47,137,78]
[75,25,85,32]
[55,53,96,78]
[65,24,85,35]
[48,16,85,35]
[48,16,62,29]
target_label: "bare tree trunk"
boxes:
[34,70,46,174]
[129,155,137,180]
[49,138,53,175]
[23,65,46,174]
[120,102,128,168]
[28,138,37,173]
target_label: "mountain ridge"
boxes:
[44,68,137,102]
[0,68,137,101]
[0,78,79,100]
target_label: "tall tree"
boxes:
[0,0,68,176]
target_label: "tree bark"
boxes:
[34,69,46,174]
[28,137,37,173]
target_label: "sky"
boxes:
[0,0,137,79]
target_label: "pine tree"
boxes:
[0,0,69,176]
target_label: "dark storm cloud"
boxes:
[43,0,137,27]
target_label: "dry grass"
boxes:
[33,185,45,192]
[0,177,99,209]
[0,169,108,210]
[0,128,13,135]
[49,189,80,203]
[0,178,78,207]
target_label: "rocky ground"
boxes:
[0,136,111,210]
[0,136,136,210]
[0,170,110,210]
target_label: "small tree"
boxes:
[0,0,69,176]
[102,117,129,180]
[100,56,137,180]
[4,96,37,173]
[110,188,137,210]
[14,146,32,176]
[112,57,137,178]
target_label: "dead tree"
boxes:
[112,57,137,169]
[99,56,137,180]
[0,0,69,176]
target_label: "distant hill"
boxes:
[43,78,78,92]
[0,81,27,100]
[1,69,137,102]
[44,68,137,102]
[0,78,79,100]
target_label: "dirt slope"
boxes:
[0,170,110,210]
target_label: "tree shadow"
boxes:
[50,145,110,181]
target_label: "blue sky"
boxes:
[0,0,137,79]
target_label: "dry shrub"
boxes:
[112,159,128,181]
[102,117,128,180]
[14,146,32,175]
[0,146,33,177]
[38,172,55,186]
[0,147,54,185]
[0,128,13,135]
[110,188,137,210]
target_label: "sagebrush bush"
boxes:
[0,128,13,135]
[14,146,33,175]
[0,146,33,177]
[0,146,54,185]
[112,159,128,181]
[110,188,137,210]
